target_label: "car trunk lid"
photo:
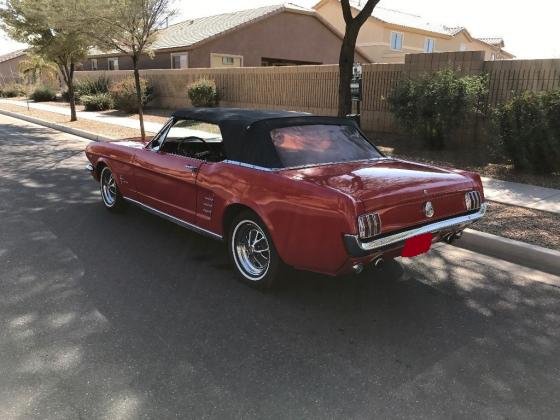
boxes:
[281,158,476,233]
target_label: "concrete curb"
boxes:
[0,108,112,142]
[455,228,560,276]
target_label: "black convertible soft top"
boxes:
[171,107,362,168]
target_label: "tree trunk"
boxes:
[58,61,77,122]
[68,62,77,122]
[338,26,359,117]
[132,55,146,141]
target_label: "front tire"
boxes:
[228,212,281,289]
[99,166,126,212]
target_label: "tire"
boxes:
[228,211,281,289]
[99,166,126,212]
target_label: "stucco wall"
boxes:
[0,54,26,84]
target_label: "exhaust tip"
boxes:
[373,257,384,269]
[352,263,364,274]
[444,231,463,244]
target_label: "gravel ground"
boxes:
[474,201,560,250]
[0,102,147,139]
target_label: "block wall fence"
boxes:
[75,51,560,135]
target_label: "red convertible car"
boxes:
[85,108,486,288]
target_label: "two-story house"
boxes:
[313,0,514,63]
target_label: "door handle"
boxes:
[185,164,199,173]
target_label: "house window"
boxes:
[210,53,243,68]
[108,57,119,70]
[171,53,188,69]
[390,32,403,50]
[424,38,435,53]
[491,53,496,60]
[91,58,98,70]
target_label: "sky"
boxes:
[1,0,559,59]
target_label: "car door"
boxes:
[132,120,203,223]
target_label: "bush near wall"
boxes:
[493,90,560,174]
[30,86,56,102]
[0,83,26,98]
[109,77,153,113]
[187,78,219,107]
[388,69,488,150]
[81,93,114,111]
[63,75,112,103]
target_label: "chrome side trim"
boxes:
[223,160,276,171]
[345,202,487,255]
[123,197,223,241]
[86,163,94,173]
[222,157,391,172]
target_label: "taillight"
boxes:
[465,191,482,210]
[357,212,381,239]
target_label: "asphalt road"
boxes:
[1,114,560,419]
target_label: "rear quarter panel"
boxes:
[196,162,358,275]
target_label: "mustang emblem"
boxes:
[424,201,434,218]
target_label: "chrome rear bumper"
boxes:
[344,203,487,257]
[86,163,94,173]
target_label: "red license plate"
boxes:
[401,233,433,257]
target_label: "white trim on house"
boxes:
[170,52,189,69]
[108,57,119,70]
[357,41,390,47]
[91,58,98,70]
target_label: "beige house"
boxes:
[313,0,514,63]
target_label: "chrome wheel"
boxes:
[232,220,271,281]
[100,167,117,207]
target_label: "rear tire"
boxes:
[228,211,281,289]
[99,166,126,212]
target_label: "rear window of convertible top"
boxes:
[270,124,381,168]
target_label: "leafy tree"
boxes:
[18,54,58,85]
[84,0,175,140]
[388,69,488,149]
[0,0,93,121]
[338,0,379,117]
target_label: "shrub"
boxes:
[75,75,111,97]
[29,85,56,102]
[187,78,219,107]
[109,77,153,113]
[388,68,488,149]
[0,83,26,98]
[81,93,114,111]
[492,90,560,174]
[66,75,112,103]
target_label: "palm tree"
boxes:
[18,55,58,85]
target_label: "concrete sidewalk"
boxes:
[2,98,559,214]
[0,98,165,133]
[482,177,560,214]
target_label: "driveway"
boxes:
[1,114,559,419]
